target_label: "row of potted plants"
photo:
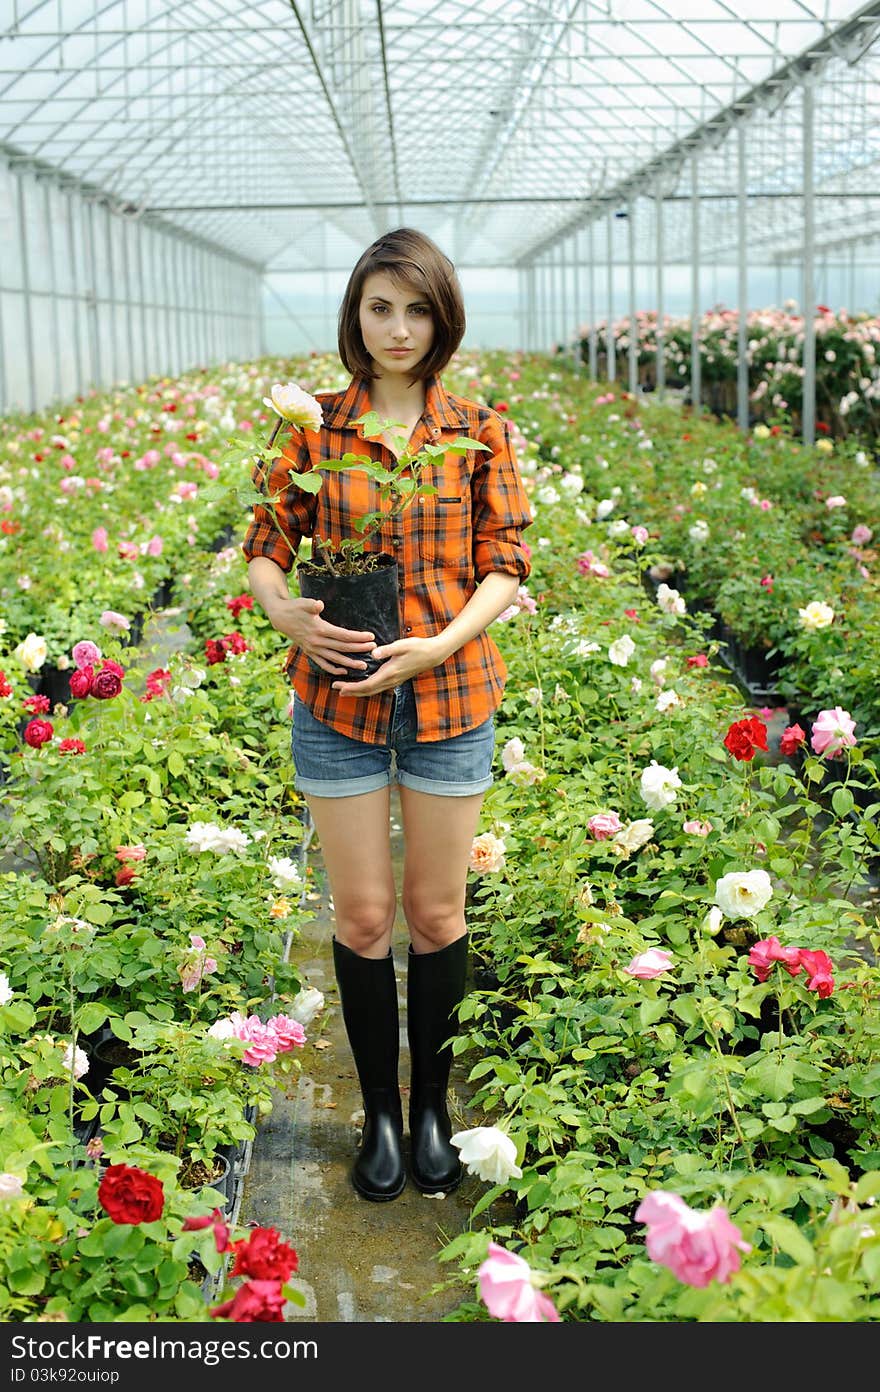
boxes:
[570,303,880,441]
[421,351,880,1317]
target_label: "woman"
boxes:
[242,227,532,1201]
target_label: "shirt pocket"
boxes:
[413,460,472,569]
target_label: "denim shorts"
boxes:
[291,680,495,799]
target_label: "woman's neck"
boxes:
[367,373,428,426]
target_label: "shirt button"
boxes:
[405,626,412,633]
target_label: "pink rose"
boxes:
[810,707,857,758]
[91,527,109,552]
[146,535,164,556]
[631,525,649,545]
[748,936,803,983]
[115,845,146,862]
[851,524,873,545]
[798,948,835,998]
[477,1242,560,1323]
[99,610,130,633]
[72,640,101,670]
[683,819,712,837]
[265,1014,307,1052]
[825,495,847,509]
[636,1191,750,1287]
[587,811,622,840]
[624,949,674,979]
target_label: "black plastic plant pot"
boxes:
[297,553,401,682]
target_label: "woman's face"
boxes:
[358,271,435,379]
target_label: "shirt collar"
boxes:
[319,373,468,435]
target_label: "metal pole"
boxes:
[737,125,749,432]
[43,180,62,402]
[588,221,597,380]
[120,217,136,386]
[606,208,616,382]
[802,80,816,447]
[572,232,581,371]
[655,193,664,399]
[848,241,856,312]
[85,199,101,388]
[691,154,701,416]
[627,198,637,395]
[13,170,37,412]
[136,224,149,382]
[65,191,84,397]
[105,204,119,388]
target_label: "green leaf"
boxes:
[831,787,854,818]
[761,1216,815,1265]
[450,435,491,452]
[168,750,185,777]
[287,471,323,493]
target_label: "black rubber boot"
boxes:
[332,937,405,1202]
[406,933,468,1193]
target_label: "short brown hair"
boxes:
[337,227,466,381]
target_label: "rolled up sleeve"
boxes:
[240,426,317,575]
[471,412,534,582]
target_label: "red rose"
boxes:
[91,668,123,700]
[205,639,227,665]
[0,671,12,697]
[779,723,806,757]
[58,738,87,755]
[224,632,249,655]
[494,401,509,412]
[210,1279,286,1323]
[23,718,54,748]
[69,666,94,699]
[115,866,137,887]
[225,594,254,618]
[230,1227,298,1283]
[182,1207,231,1253]
[686,654,708,668]
[23,693,51,714]
[723,717,768,762]
[97,1163,164,1224]
[100,660,126,678]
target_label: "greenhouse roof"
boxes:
[2,0,880,269]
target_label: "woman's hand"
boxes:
[331,635,446,695]
[267,596,377,676]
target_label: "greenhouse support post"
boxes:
[606,208,615,382]
[42,180,62,403]
[655,190,664,399]
[13,168,37,413]
[572,231,581,371]
[627,197,637,395]
[802,78,816,447]
[588,220,597,379]
[65,190,84,397]
[691,153,701,416]
[737,124,749,433]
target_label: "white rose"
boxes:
[688,520,710,543]
[289,987,325,1028]
[262,382,323,431]
[501,737,526,772]
[639,760,682,811]
[524,686,543,706]
[649,657,668,686]
[610,819,655,857]
[0,1173,24,1199]
[798,601,834,631]
[268,855,302,890]
[505,760,545,786]
[469,833,506,875]
[607,519,630,538]
[655,689,682,712]
[450,1126,522,1184]
[207,1017,236,1040]
[714,869,773,919]
[656,583,687,616]
[62,1043,89,1080]
[559,472,585,497]
[596,498,615,520]
[13,632,48,672]
[608,635,636,667]
[0,972,12,1006]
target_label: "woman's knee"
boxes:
[400,889,464,949]
[334,894,398,955]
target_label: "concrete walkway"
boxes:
[239,789,485,1323]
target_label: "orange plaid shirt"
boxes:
[241,373,533,744]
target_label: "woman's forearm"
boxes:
[247,556,292,624]
[432,571,520,662]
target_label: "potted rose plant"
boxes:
[230,382,489,679]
